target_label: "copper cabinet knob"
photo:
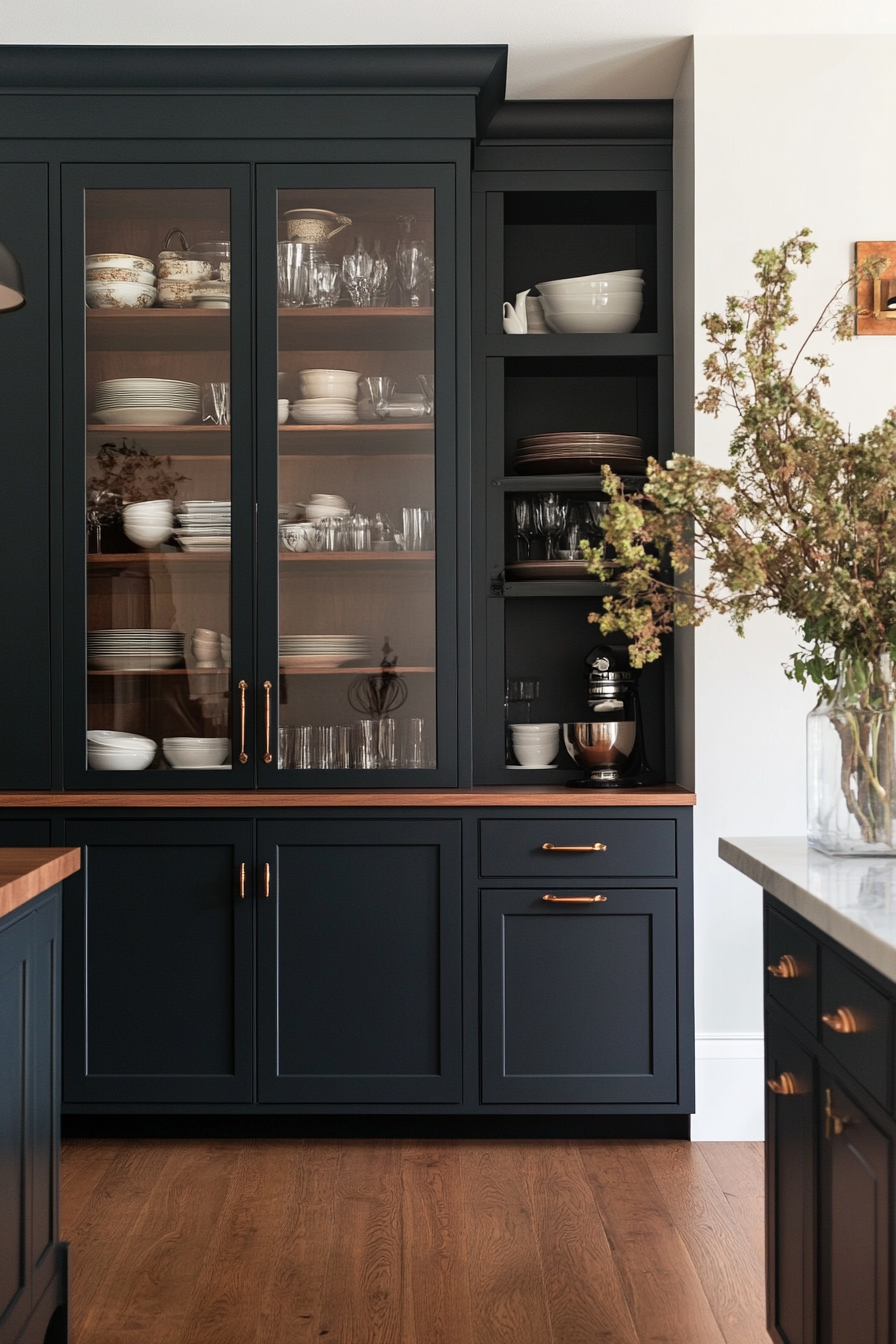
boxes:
[767,1072,802,1095]
[768,955,799,979]
[821,1007,859,1034]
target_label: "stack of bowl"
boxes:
[162,737,230,769]
[85,252,157,309]
[191,627,230,667]
[508,722,560,769]
[290,368,360,424]
[535,269,643,334]
[87,729,157,771]
[122,499,174,549]
[156,256,212,308]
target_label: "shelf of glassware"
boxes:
[84,306,434,352]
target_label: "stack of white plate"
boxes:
[87,629,185,671]
[535,269,644,334]
[290,367,360,424]
[87,729,157,771]
[279,634,372,668]
[175,500,232,552]
[93,378,201,427]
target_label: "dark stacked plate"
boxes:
[514,432,646,476]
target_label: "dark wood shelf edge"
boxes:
[0,786,696,808]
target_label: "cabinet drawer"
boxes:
[766,907,818,1035]
[820,947,892,1108]
[479,819,676,878]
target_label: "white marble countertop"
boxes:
[720,837,896,984]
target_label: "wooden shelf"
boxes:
[278,306,433,351]
[280,665,434,676]
[87,425,230,458]
[87,668,226,676]
[279,551,434,563]
[86,308,230,351]
[88,551,229,564]
[485,332,671,358]
[279,423,433,455]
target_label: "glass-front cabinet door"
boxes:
[62,166,254,787]
[256,166,457,786]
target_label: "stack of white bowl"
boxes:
[508,722,560,769]
[290,368,360,424]
[162,737,230,769]
[303,493,349,521]
[191,627,231,667]
[85,253,157,309]
[535,269,643,334]
[87,729,157,771]
[122,499,174,549]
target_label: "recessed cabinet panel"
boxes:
[0,951,27,1329]
[62,819,253,1104]
[257,819,462,1103]
[767,907,819,1036]
[480,817,676,877]
[480,888,678,1104]
[820,948,891,1108]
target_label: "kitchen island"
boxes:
[0,848,80,1344]
[721,836,896,1344]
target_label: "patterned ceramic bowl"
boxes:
[86,266,155,285]
[85,280,157,310]
[86,252,155,273]
[157,258,212,280]
[157,278,199,308]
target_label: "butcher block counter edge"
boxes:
[720,835,896,984]
[0,846,81,921]
[0,785,696,809]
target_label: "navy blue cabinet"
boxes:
[257,820,462,1104]
[0,888,67,1344]
[62,819,254,1105]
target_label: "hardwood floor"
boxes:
[61,1138,767,1344]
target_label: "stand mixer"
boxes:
[563,644,655,788]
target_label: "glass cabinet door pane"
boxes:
[276,188,436,772]
[84,189,233,773]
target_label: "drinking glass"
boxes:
[341,236,375,306]
[335,724,354,768]
[378,717,398,768]
[417,374,434,417]
[202,382,230,425]
[401,717,430,768]
[370,243,392,306]
[278,725,295,769]
[317,725,336,770]
[511,497,533,559]
[532,493,568,561]
[346,514,371,552]
[354,719,380,769]
[295,724,316,770]
[371,512,394,551]
[402,507,435,551]
[277,241,309,307]
[318,516,346,551]
[398,240,429,308]
[308,260,341,308]
[364,376,395,420]
[394,214,415,304]
[504,678,540,762]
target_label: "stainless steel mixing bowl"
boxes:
[563,720,637,771]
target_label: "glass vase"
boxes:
[808,655,896,855]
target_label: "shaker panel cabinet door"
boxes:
[765,1014,816,1344]
[480,888,678,1104]
[62,819,254,1105]
[257,820,462,1104]
[820,1073,890,1344]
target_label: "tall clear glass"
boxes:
[276,187,436,772]
[84,189,233,773]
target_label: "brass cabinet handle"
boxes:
[768,955,799,979]
[541,842,607,853]
[822,1007,859,1034]
[767,1072,801,1095]
[825,1087,850,1139]
[238,680,248,763]
[239,862,246,899]
[264,862,270,898]
[542,893,607,903]
[263,680,273,763]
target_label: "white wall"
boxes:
[684,34,896,1138]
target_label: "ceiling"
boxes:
[4,0,896,98]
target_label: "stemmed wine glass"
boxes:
[398,240,429,308]
[511,497,533,559]
[532,493,568,561]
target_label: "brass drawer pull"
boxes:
[822,1007,859,1034]
[543,893,607,903]
[541,842,607,853]
[238,679,248,763]
[263,680,273,763]
[239,862,246,899]
[264,862,271,898]
[825,1087,850,1139]
[768,955,799,979]
[767,1072,801,1095]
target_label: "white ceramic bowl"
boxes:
[122,520,173,547]
[192,627,220,640]
[86,280,157,310]
[278,400,289,425]
[296,368,360,399]
[87,729,156,750]
[86,252,154,273]
[303,504,350,521]
[537,269,643,294]
[157,258,212,280]
[543,311,642,335]
[537,278,644,296]
[87,744,156,770]
[310,493,348,507]
[510,722,560,732]
[162,738,229,767]
[510,732,560,742]
[540,294,644,314]
[512,743,559,766]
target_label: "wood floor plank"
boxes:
[77,1140,243,1344]
[399,1142,475,1344]
[462,1141,554,1344]
[257,1139,344,1344]
[316,1139,404,1344]
[579,1140,730,1344]
[698,1142,766,1269]
[60,1140,120,1225]
[640,1141,767,1344]
[522,1139,640,1344]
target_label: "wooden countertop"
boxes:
[0,848,81,921]
[0,785,695,808]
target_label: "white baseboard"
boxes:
[691,1033,765,1141]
